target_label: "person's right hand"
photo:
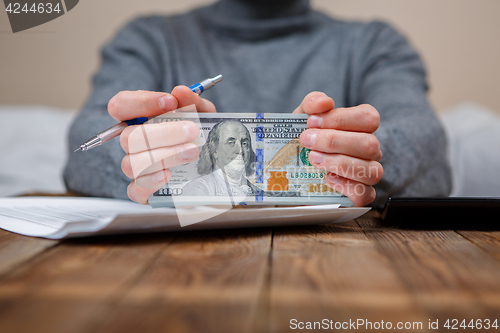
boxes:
[107,86,216,204]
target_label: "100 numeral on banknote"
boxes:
[148,113,353,207]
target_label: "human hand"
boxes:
[108,86,216,204]
[293,92,383,206]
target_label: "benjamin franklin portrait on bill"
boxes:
[181,119,259,197]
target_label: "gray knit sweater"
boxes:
[63,0,452,207]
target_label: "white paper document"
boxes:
[0,197,370,239]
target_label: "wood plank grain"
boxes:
[3,211,498,333]
[357,214,500,322]
[0,233,174,333]
[268,211,427,333]
[93,228,273,333]
[457,230,500,263]
[456,229,500,311]
[0,229,58,276]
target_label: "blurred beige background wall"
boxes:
[1,0,499,113]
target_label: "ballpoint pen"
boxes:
[74,74,223,152]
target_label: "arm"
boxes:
[64,17,215,203]
[294,22,451,207]
[353,22,452,207]
[63,17,165,199]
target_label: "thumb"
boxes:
[108,90,179,121]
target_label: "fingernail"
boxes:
[308,150,326,164]
[178,144,198,160]
[151,170,167,183]
[183,122,197,139]
[301,130,317,147]
[308,115,323,128]
[328,174,343,185]
[159,94,177,110]
[310,93,324,102]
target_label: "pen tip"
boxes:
[74,147,82,153]
[212,74,223,84]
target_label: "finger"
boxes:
[171,85,216,113]
[108,90,179,121]
[122,143,199,179]
[135,168,172,190]
[127,173,171,205]
[131,155,185,179]
[125,159,168,180]
[293,91,335,115]
[120,121,199,154]
[324,174,377,207]
[307,104,380,133]
[300,129,382,161]
[307,151,383,186]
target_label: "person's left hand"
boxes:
[294,92,383,206]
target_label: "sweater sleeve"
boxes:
[350,22,452,207]
[63,17,166,199]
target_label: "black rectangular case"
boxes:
[380,197,500,229]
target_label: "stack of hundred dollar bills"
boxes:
[148,113,353,208]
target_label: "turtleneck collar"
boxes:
[196,0,313,40]
[214,0,310,20]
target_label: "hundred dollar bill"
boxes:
[147,113,354,207]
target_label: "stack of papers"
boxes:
[0,197,370,239]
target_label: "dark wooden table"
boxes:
[0,210,499,333]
